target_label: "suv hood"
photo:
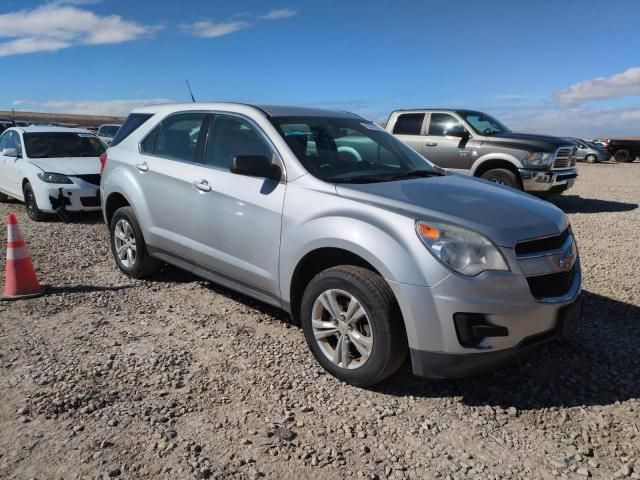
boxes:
[483,132,575,153]
[336,174,567,248]
[29,157,101,176]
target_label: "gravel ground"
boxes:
[0,162,639,480]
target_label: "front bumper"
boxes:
[409,295,581,378]
[519,167,577,193]
[387,256,581,379]
[41,180,101,212]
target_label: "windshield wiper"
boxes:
[331,170,440,184]
[385,170,442,180]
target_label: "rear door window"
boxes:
[392,113,425,135]
[153,113,207,163]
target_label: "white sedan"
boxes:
[0,126,106,221]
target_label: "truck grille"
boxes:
[526,264,577,300]
[552,147,577,169]
[515,229,570,256]
[73,174,101,185]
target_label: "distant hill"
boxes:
[0,109,124,127]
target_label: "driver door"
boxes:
[422,113,473,170]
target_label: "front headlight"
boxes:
[416,221,509,276]
[37,172,73,184]
[522,152,553,167]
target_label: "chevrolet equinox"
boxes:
[100,103,582,387]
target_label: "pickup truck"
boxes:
[386,109,578,195]
[604,138,640,162]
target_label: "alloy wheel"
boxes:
[311,289,373,369]
[114,219,137,268]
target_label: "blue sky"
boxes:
[1,0,640,136]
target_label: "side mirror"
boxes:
[231,155,282,181]
[1,148,19,157]
[445,125,469,138]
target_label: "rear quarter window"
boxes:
[110,114,153,147]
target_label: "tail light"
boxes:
[99,152,107,174]
[604,139,611,148]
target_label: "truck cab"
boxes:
[386,109,578,195]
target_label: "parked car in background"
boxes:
[0,119,14,134]
[386,109,577,195]
[101,103,582,386]
[567,138,610,163]
[590,139,606,147]
[0,126,105,221]
[14,121,31,127]
[98,124,121,145]
[604,138,640,162]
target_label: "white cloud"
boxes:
[0,4,162,57]
[182,8,296,38]
[179,20,251,38]
[15,98,173,116]
[259,9,297,20]
[555,67,640,106]
[495,104,640,137]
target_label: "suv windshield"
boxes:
[24,132,106,158]
[271,116,441,183]
[461,112,511,136]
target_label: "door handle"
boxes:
[425,142,438,147]
[193,179,212,192]
[136,162,148,172]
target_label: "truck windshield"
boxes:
[462,112,511,136]
[24,132,106,158]
[271,116,441,183]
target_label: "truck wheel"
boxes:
[110,206,160,278]
[585,154,597,164]
[480,168,520,189]
[615,149,630,162]
[300,266,408,387]
[23,182,49,222]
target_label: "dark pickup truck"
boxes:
[605,138,640,162]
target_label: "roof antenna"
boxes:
[186,80,196,103]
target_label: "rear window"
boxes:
[110,114,152,147]
[392,113,424,135]
[23,132,106,158]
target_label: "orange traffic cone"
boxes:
[1,213,44,300]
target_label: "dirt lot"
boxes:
[1,163,639,480]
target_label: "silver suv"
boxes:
[100,103,582,387]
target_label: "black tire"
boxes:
[110,206,160,278]
[23,182,49,222]
[614,149,631,162]
[480,168,520,189]
[300,266,408,387]
[585,154,597,164]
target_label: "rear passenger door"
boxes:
[136,112,209,258]
[391,113,426,154]
[189,113,285,301]
[422,112,472,170]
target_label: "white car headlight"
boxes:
[37,172,73,184]
[416,221,509,276]
[522,152,552,167]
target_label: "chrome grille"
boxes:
[552,147,577,169]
